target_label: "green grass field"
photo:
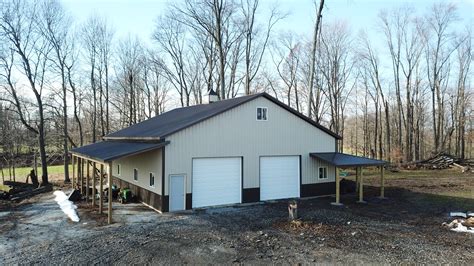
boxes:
[1,165,66,180]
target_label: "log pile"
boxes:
[408,153,473,172]
[0,181,52,201]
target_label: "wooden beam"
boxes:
[107,162,113,224]
[86,160,90,203]
[92,162,96,207]
[99,164,104,214]
[69,153,105,165]
[357,167,367,203]
[331,167,343,206]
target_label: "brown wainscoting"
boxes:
[113,177,167,212]
[162,196,169,212]
[300,182,336,197]
[186,193,192,210]
[242,188,260,203]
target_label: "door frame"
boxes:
[259,155,301,199]
[191,156,243,208]
[169,174,186,211]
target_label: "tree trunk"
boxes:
[307,0,324,118]
[62,68,70,183]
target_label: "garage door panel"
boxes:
[192,157,241,208]
[260,156,299,200]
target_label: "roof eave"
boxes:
[102,136,162,142]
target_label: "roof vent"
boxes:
[207,88,219,104]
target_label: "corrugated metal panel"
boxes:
[164,97,336,195]
[310,152,387,167]
[112,149,162,195]
[70,141,167,162]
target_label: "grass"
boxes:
[344,167,465,180]
[1,165,66,180]
[438,190,474,199]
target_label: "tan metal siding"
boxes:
[112,149,162,195]
[165,97,336,195]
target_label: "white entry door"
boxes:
[192,157,241,208]
[170,175,185,211]
[260,156,300,201]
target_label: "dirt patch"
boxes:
[1,170,474,264]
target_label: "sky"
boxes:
[61,0,474,44]
[58,0,473,111]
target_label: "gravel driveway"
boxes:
[1,174,473,264]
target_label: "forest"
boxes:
[0,0,472,185]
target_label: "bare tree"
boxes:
[319,21,355,147]
[270,33,303,111]
[116,35,144,125]
[424,3,459,153]
[0,0,51,185]
[453,29,472,159]
[153,14,192,106]
[307,0,324,119]
[240,0,283,95]
[173,0,239,99]
[39,0,72,182]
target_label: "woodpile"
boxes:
[0,180,52,201]
[407,153,473,172]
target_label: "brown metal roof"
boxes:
[104,93,341,140]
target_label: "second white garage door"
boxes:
[192,157,241,208]
[260,156,300,200]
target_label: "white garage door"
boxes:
[260,156,300,200]
[192,157,241,208]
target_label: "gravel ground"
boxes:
[0,171,473,264]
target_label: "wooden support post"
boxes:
[379,166,387,199]
[34,153,38,179]
[107,162,113,224]
[357,167,367,203]
[99,164,104,214]
[355,167,360,193]
[92,162,96,207]
[72,156,75,190]
[86,160,90,203]
[79,158,83,195]
[331,167,343,206]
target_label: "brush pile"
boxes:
[408,153,473,172]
